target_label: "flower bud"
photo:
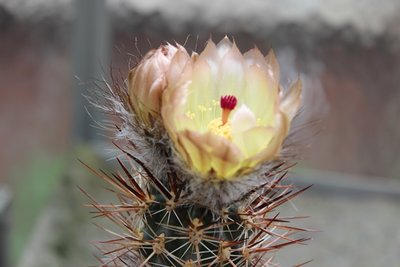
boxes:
[128,44,180,125]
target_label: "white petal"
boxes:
[216,43,245,98]
[147,76,165,112]
[243,47,268,71]
[216,36,233,58]
[265,49,280,84]
[231,104,257,132]
[167,47,191,86]
[231,105,257,154]
[199,39,219,75]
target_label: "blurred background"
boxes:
[1,0,400,266]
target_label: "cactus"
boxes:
[83,37,310,266]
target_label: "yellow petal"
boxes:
[246,112,289,164]
[242,126,275,159]
[178,130,243,179]
[185,57,217,130]
[243,65,278,125]
[177,131,212,174]
[209,155,242,179]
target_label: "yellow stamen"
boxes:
[207,118,232,140]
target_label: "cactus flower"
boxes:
[161,37,302,180]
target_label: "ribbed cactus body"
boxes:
[82,153,309,266]
[142,194,244,266]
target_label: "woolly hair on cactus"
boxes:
[83,36,312,266]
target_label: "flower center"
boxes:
[206,95,237,139]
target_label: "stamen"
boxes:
[220,95,237,125]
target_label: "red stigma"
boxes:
[220,95,237,110]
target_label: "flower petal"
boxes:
[191,57,215,95]
[128,48,168,118]
[178,130,243,179]
[216,36,234,58]
[166,46,191,86]
[216,42,245,99]
[146,76,166,113]
[265,49,280,85]
[231,105,257,155]
[243,47,268,71]
[243,65,278,126]
[231,104,257,132]
[246,112,289,163]
[162,81,191,134]
[280,78,302,121]
[177,131,212,174]
[199,39,219,75]
[242,126,275,159]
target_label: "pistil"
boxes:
[220,95,237,126]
